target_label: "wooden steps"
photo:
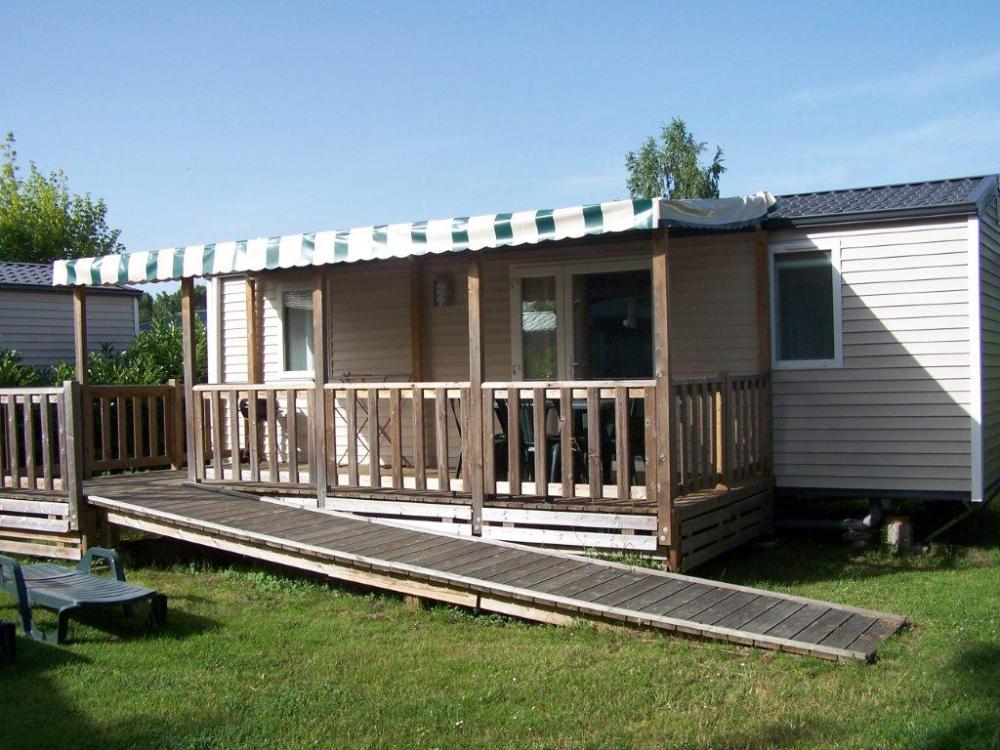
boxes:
[84,471,906,663]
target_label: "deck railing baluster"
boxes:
[412,387,426,490]
[248,388,261,482]
[228,389,241,481]
[367,388,380,489]
[434,388,449,492]
[586,388,601,500]
[560,388,573,500]
[390,388,403,489]
[506,388,521,496]
[533,389,546,497]
[286,388,299,484]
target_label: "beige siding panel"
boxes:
[772,220,973,496]
[980,193,1000,497]
[220,278,249,383]
[0,290,136,367]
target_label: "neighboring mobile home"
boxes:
[0,261,140,367]
[44,174,1000,569]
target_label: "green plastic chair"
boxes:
[0,549,166,644]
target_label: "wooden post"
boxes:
[409,257,424,381]
[312,272,330,507]
[245,276,263,383]
[166,378,185,469]
[652,228,679,569]
[73,286,88,384]
[62,380,91,546]
[467,255,485,535]
[180,278,201,482]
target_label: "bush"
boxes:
[82,319,208,385]
[0,348,42,387]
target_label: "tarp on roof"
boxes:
[52,192,774,287]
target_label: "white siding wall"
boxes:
[771,220,973,496]
[221,278,249,382]
[980,194,1000,499]
[0,290,137,367]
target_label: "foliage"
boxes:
[625,117,725,199]
[0,132,124,263]
[83,319,207,384]
[0,346,42,387]
[138,285,207,326]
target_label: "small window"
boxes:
[282,291,313,372]
[772,249,840,367]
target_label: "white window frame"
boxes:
[277,284,315,379]
[510,255,651,379]
[769,238,843,370]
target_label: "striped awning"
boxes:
[52,192,774,287]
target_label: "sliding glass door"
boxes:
[512,260,652,380]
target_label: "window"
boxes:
[282,291,313,373]
[511,259,652,380]
[771,244,841,368]
[520,276,559,379]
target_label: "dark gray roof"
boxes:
[0,261,141,295]
[768,174,998,226]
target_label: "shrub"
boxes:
[0,348,42,387]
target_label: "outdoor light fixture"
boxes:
[432,275,453,307]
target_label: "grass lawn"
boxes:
[2,502,999,750]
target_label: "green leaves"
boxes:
[0,347,43,387]
[0,132,124,262]
[625,118,726,200]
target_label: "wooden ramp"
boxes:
[84,472,906,663]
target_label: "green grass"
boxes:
[2,503,999,750]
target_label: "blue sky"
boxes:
[4,1,1000,256]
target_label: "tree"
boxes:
[138,285,207,326]
[625,118,725,200]
[0,132,124,263]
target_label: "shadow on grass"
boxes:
[695,499,1000,590]
[920,643,1000,749]
[2,639,214,750]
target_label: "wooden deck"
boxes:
[84,471,905,663]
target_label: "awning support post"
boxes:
[312,272,330,507]
[652,228,679,569]
[467,255,485,535]
[180,278,202,481]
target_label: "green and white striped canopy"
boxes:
[52,193,774,287]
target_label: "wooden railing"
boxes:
[193,382,315,485]
[672,373,770,495]
[325,383,471,492]
[0,383,85,560]
[189,373,770,503]
[0,387,70,493]
[82,383,183,474]
[482,381,655,502]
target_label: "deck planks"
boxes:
[83,471,906,663]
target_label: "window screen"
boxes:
[774,251,836,362]
[283,291,313,372]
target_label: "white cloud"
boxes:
[785,51,1000,106]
